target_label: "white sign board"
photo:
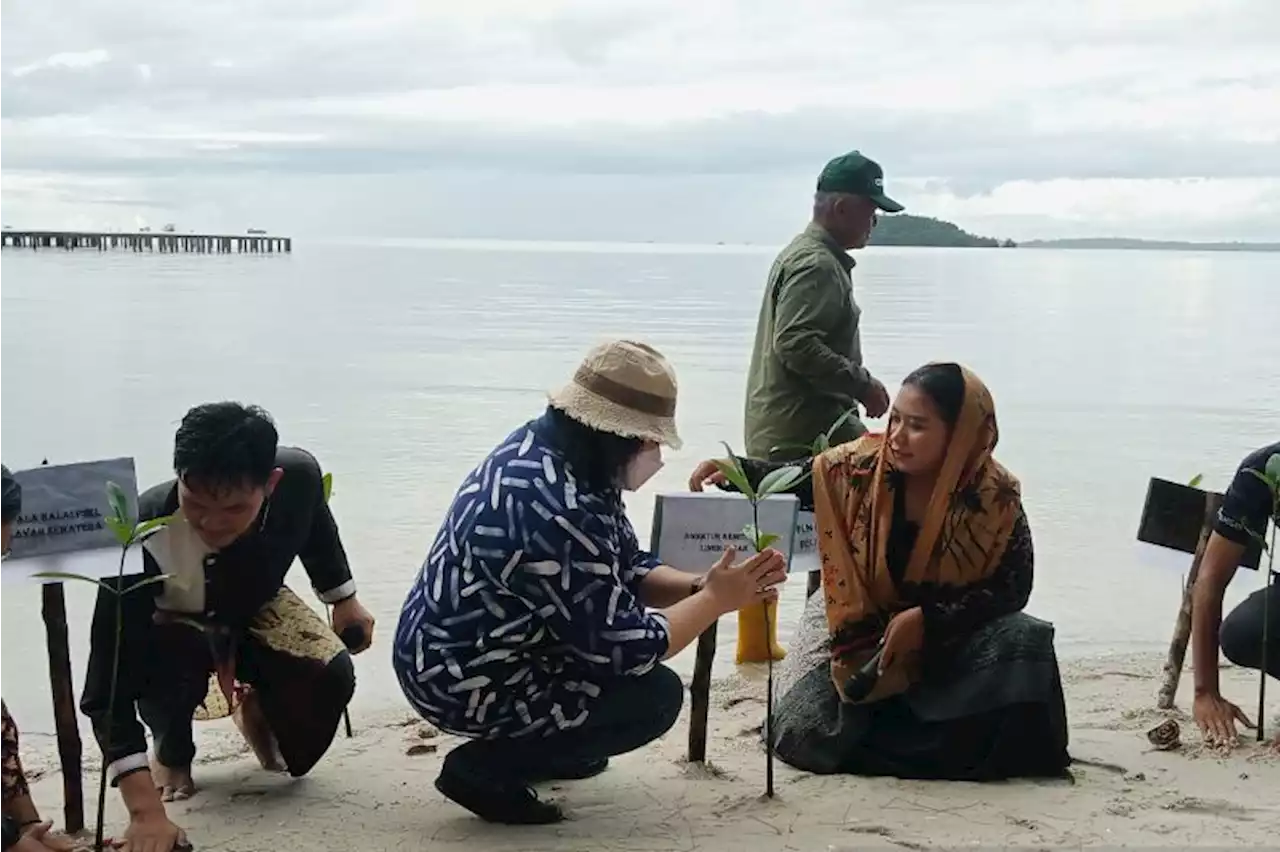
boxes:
[791,510,820,573]
[3,458,144,584]
[650,491,800,574]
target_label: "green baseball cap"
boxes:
[816,151,904,213]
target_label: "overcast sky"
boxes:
[3,0,1278,243]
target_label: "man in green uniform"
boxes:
[744,151,902,462]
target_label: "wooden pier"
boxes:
[1,230,292,254]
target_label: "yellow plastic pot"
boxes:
[736,598,786,663]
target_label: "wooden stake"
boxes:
[763,602,774,798]
[1257,527,1273,742]
[41,583,84,833]
[1157,491,1223,710]
[686,621,718,763]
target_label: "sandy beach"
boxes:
[19,652,1279,851]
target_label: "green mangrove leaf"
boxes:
[715,442,756,500]
[105,516,134,548]
[322,472,333,503]
[106,480,130,525]
[30,572,117,594]
[823,408,860,443]
[123,574,171,595]
[758,465,807,498]
[757,532,781,551]
[1266,453,1280,485]
[133,514,173,540]
[1187,473,1204,489]
[1245,468,1279,495]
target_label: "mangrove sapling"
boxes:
[712,443,806,799]
[33,480,172,852]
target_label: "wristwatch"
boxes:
[3,814,21,851]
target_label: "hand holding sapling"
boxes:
[701,546,786,612]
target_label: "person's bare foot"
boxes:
[232,690,287,773]
[152,760,197,802]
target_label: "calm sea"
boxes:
[2,239,1278,734]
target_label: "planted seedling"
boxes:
[33,481,171,852]
[712,442,806,799]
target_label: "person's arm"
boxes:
[1192,448,1272,696]
[501,501,673,676]
[294,452,357,605]
[654,589,730,658]
[772,263,871,400]
[79,575,164,816]
[919,508,1035,643]
[614,510,702,608]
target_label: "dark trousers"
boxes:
[446,664,684,781]
[1221,579,1280,679]
[138,622,355,777]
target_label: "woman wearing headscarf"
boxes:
[393,340,788,824]
[2,466,78,852]
[689,363,1070,779]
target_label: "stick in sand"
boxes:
[1258,525,1273,742]
[763,601,774,798]
[331,606,355,739]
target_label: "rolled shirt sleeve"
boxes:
[1213,441,1280,554]
[290,449,357,603]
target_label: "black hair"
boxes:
[1,465,21,524]
[901,362,966,427]
[544,405,644,492]
[174,402,279,491]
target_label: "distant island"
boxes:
[869,214,1015,248]
[1020,237,1280,252]
[865,215,1278,252]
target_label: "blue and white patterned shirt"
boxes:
[393,415,671,739]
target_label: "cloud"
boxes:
[10,48,111,78]
[2,0,1278,240]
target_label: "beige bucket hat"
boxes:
[548,340,683,450]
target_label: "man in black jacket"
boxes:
[80,402,375,852]
[1190,440,1279,749]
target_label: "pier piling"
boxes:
[1,230,292,254]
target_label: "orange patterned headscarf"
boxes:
[812,364,1022,701]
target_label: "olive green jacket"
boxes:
[744,224,873,459]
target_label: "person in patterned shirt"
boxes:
[2,466,77,852]
[393,341,787,825]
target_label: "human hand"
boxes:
[121,809,187,852]
[1192,691,1254,747]
[701,546,787,614]
[687,460,729,492]
[17,822,79,852]
[861,378,890,420]
[331,596,376,654]
[879,607,924,673]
